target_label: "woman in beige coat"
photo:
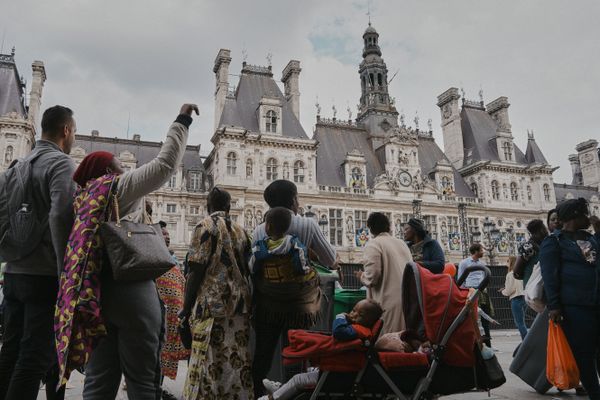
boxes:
[357,212,413,334]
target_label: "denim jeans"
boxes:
[0,273,59,400]
[510,296,528,340]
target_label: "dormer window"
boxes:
[350,167,365,188]
[266,110,278,133]
[502,142,513,161]
[189,172,201,191]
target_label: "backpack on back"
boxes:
[0,151,48,262]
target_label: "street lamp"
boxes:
[470,227,482,244]
[483,217,501,265]
[318,214,328,236]
[506,225,515,256]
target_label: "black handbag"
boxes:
[99,194,174,281]
[474,344,506,390]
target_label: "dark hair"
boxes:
[407,218,427,239]
[361,299,384,328]
[265,207,292,237]
[158,220,167,229]
[367,212,390,235]
[41,105,73,137]
[264,180,298,209]
[546,208,557,227]
[207,187,231,212]
[469,243,483,255]
[526,219,546,234]
[557,198,589,223]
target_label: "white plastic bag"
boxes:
[524,262,546,313]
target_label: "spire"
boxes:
[525,129,548,165]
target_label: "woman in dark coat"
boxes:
[403,218,445,274]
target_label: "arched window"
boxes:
[510,182,519,201]
[491,180,500,200]
[293,160,305,183]
[502,142,513,161]
[226,152,237,175]
[282,162,290,180]
[470,182,479,198]
[266,158,278,180]
[245,159,253,178]
[266,110,277,133]
[543,184,551,202]
[527,185,532,202]
[4,145,13,164]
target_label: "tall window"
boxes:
[354,210,368,230]
[167,174,177,189]
[282,162,290,180]
[491,180,500,200]
[510,182,519,201]
[543,184,551,202]
[4,145,13,164]
[166,203,177,213]
[503,142,513,161]
[423,215,438,240]
[527,185,532,202]
[328,209,343,246]
[189,172,200,191]
[470,182,479,198]
[266,158,278,180]
[246,159,253,178]
[226,152,237,175]
[266,110,277,133]
[447,216,459,235]
[293,161,305,183]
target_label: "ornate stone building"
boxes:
[2,24,599,262]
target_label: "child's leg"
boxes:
[272,370,319,400]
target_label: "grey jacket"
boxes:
[5,140,76,276]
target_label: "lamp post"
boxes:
[318,214,328,236]
[506,225,515,256]
[483,217,501,265]
[470,227,482,244]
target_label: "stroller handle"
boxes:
[456,265,491,291]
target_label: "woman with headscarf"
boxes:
[540,198,600,399]
[403,218,445,274]
[54,104,198,399]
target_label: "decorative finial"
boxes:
[266,52,272,67]
[347,103,352,121]
[427,118,432,132]
[400,110,405,127]
[528,129,534,139]
[315,96,321,116]
[356,103,361,114]
[414,111,420,130]
[332,104,337,119]
[241,46,248,63]
[11,46,15,56]
[367,0,372,25]
[479,86,484,103]
[460,87,466,99]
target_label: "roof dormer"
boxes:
[258,96,282,135]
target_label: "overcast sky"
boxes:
[3,0,599,183]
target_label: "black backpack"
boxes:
[0,151,48,262]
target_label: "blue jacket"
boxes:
[539,230,600,310]
[408,236,445,274]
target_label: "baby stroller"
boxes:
[281,263,502,399]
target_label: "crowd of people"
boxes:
[0,102,599,400]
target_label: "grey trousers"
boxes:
[83,278,163,400]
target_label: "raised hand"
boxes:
[180,104,200,117]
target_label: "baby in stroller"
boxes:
[259,299,382,400]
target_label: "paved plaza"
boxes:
[35,329,583,400]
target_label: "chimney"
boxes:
[282,60,301,120]
[575,139,600,189]
[569,154,583,185]
[213,49,232,131]
[28,61,46,134]
[486,96,512,134]
[133,134,141,141]
[91,130,99,137]
[437,87,463,168]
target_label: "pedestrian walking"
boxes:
[356,212,413,334]
[181,187,254,400]
[540,198,600,399]
[500,256,528,340]
[404,218,445,274]
[513,219,548,286]
[0,105,76,400]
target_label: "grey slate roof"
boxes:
[460,106,527,165]
[417,135,474,197]
[525,136,549,165]
[553,183,599,202]
[0,54,27,118]
[74,134,205,190]
[313,123,383,187]
[218,68,308,139]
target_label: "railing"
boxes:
[318,185,373,195]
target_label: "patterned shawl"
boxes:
[54,174,118,385]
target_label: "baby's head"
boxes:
[348,299,383,328]
[265,207,292,240]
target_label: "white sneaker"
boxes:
[263,378,282,394]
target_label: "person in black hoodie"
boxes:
[403,218,445,274]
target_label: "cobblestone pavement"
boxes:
[37,330,581,400]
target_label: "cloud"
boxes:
[2,0,599,183]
